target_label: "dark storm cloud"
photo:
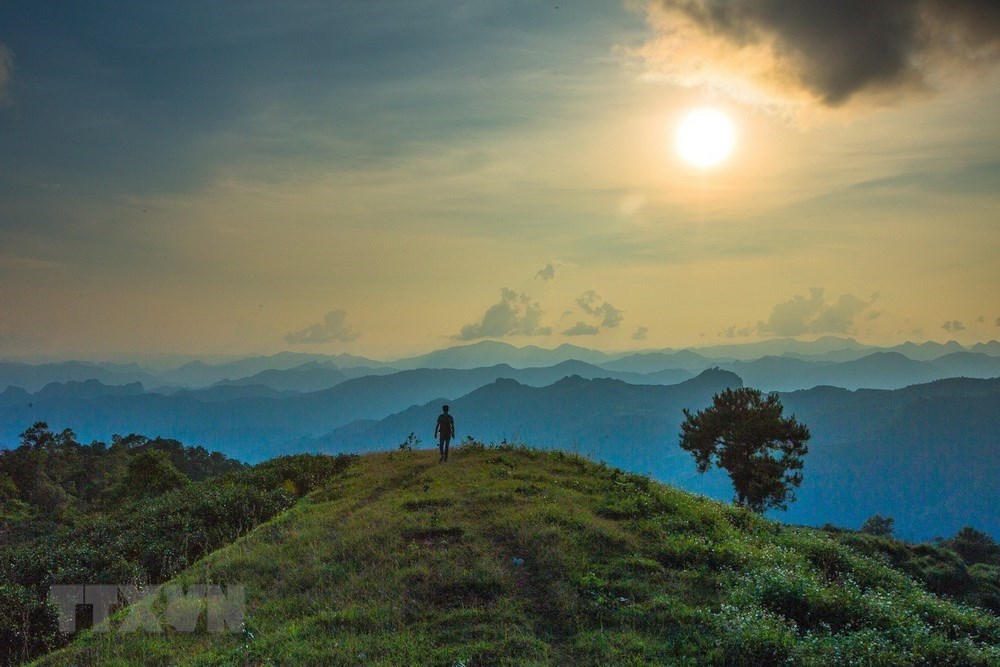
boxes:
[562,322,600,336]
[285,310,360,344]
[653,0,1000,105]
[942,320,966,332]
[757,288,878,336]
[457,288,551,340]
[632,326,649,341]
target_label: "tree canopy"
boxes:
[679,387,810,513]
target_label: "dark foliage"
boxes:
[942,526,1000,566]
[833,527,1000,614]
[860,514,895,537]
[0,423,245,526]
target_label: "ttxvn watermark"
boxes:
[48,584,245,633]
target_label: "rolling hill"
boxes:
[35,448,1000,665]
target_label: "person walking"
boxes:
[434,405,455,462]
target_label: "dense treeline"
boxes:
[0,423,356,665]
[0,422,245,528]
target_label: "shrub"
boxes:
[860,514,895,537]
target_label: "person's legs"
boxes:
[438,435,447,461]
[443,437,450,461]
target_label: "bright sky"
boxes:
[1,1,998,360]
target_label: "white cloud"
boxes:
[562,322,600,336]
[758,288,879,336]
[285,309,360,344]
[575,290,624,328]
[721,325,754,339]
[457,288,551,340]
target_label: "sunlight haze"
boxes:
[1,1,998,360]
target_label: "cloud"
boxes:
[641,0,1000,108]
[285,310,360,344]
[977,315,985,323]
[942,320,966,332]
[721,325,754,338]
[535,263,557,282]
[757,288,879,336]
[996,317,1000,327]
[0,44,10,100]
[632,326,649,341]
[575,290,624,328]
[456,288,551,340]
[562,322,600,336]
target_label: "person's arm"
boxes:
[434,417,440,437]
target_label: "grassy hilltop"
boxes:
[37,445,1000,666]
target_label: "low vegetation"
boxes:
[31,441,999,666]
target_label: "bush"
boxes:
[860,514,895,537]
[113,449,189,501]
[0,583,58,665]
[944,526,1000,566]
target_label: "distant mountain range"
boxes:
[0,361,161,393]
[209,362,398,393]
[308,368,742,464]
[0,362,690,459]
[388,337,1000,368]
[715,351,1000,391]
[152,352,390,388]
[3,337,998,392]
[390,341,619,369]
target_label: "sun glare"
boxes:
[675,108,736,168]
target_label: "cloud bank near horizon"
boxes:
[456,288,552,341]
[758,288,879,336]
[285,310,361,344]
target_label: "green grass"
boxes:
[35,444,1000,666]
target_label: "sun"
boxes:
[675,108,736,168]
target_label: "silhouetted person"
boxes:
[435,405,455,462]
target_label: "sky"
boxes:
[1,1,999,361]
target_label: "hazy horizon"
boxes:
[2,334,999,368]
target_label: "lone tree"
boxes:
[679,387,810,513]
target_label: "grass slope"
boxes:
[37,445,1000,666]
